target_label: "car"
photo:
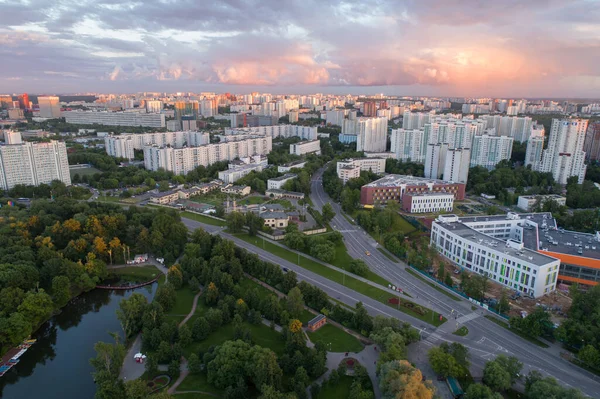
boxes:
[365,251,371,256]
[282,267,289,272]
[437,375,445,381]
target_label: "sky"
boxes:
[1,0,600,97]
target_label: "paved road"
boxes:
[309,166,600,397]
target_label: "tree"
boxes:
[525,375,586,399]
[51,275,71,308]
[437,264,445,282]
[482,359,511,392]
[287,287,304,318]
[465,383,503,399]
[116,293,148,339]
[124,379,150,399]
[284,232,305,251]
[321,203,336,224]
[289,319,303,333]
[145,355,158,377]
[188,353,202,374]
[379,360,434,399]
[90,336,126,392]
[167,265,183,289]
[494,355,522,385]
[348,259,370,277]
[246,211,264,236]
[578,345,600,370]
[192,316,211,340]
[17,289,54,330]
[178,324,192,347]
[510,307,552,338]
[155,283,177,311]
[226,212,246,233]
[206,282,219,305]
[168,359,180,378]
[281,270,298,293]
[428,347,461,378]
[497,290,510,314]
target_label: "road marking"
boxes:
[456,313,480,324]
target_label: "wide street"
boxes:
[307,166,600,396]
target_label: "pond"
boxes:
[0,284,157,399]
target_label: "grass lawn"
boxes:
[315,375,362,399]
[177,373,223,395]
[453,326,469,336]
[170,287,198,316]
[181,211,227,227]
[97,195,122,203]
[184,322,285,357]
[307,324,364,353]
[238,196,265,205]
[69,166,100,178]
[405,268,462,302]
[112,265,162,283]
[330,240,391,287]
[234,233,445,326]
[238,278,276,300]
[377,247,399,263]
[341,213,356,225]
[484,316,549,348]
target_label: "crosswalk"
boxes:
[456,312,480,324]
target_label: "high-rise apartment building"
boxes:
[363,102,377,117]
[18,93,30,110]
[224,125,317,141]
[174,101,199,120]
[539,119,588,184]
[146,100,163,113]
[584,122,600,161]
[341,117,388,152]
[403,111,434,129]
[424,143,448,180]
[443,148,471,183]
[0,95,12,109]
[390,129,429,163]
[470,135,514,169]
[326,109,346,126]
[105,131,211,159]
[105,136,135,160]
[38,96,61,118]
[0,132,71,190]
[525,136,545,170]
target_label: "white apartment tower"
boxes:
[353,117,388,152]
[0,133,71,190]
[444,148,471,184]
[390,129,429,163]
[146,100,163,113]
[424,143,448,180]
[470,135,514,169]
[38,96,61,118]
[539,119,588,184]
[525,136,544,170]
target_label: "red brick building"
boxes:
[360,174,466,206]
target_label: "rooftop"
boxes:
[404,192,455,197]
[308,314,326,325]
[269,173,297,181]
[260,211,289,220]
[364,174,462,188]
[519,194,565,200]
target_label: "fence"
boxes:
[302,227,327,236]
[408,265,510,320]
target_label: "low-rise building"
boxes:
[218,162,266,184]
[307,314,327,332]
[290,140,321,156]
[360,174,466,206]
[517,195,567,212]
[430,213,561,297]
[336,158,386,184]
[277,160,307,173]
[267,173,297,190]
[401,192,454,213]
[151,190,181,204]
[220,184,251,196]
[265,188,305,200]
[260,211,289,229]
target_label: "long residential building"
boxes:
[105,131,210,160]
[584,122,600,161]
[0,132,71,190]
[63,110,166,128]
[430,213,561,298]
[144,136,272,175]
[360,174,465,206]
[537,119,588,184]
[38,96,61,118]
[290,140,321,156]
[223,125,317,141]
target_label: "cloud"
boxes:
[0,0,599,96]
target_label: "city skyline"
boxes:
[2,1,600,97]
